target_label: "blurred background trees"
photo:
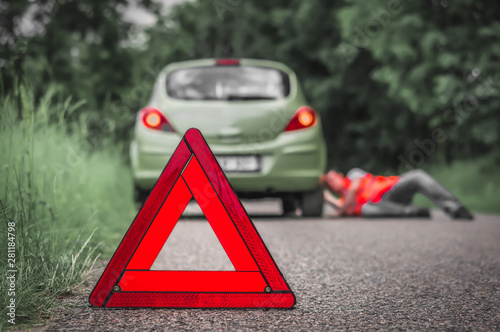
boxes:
[1,0,499,172]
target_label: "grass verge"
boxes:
[413,154,500,214]
[0,88,135,328]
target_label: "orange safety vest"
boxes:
[340,174,400,215]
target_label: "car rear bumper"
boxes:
[131,128,326,195]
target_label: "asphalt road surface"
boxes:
[46,200,499,331]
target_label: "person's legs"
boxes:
[383,169,473,220]
[361,201,430,218]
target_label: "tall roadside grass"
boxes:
[0,88,135,328]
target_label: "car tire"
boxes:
[300,187,324,218]
[281,196,297,216]
[133,184,150,205]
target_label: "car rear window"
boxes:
[166,66,290,101]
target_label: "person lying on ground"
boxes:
[319,168,474,220]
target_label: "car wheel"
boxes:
[133,184,150,204]
[300,187,323,218]
[281,196,297,216]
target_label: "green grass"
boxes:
[413,154,500,214]
[0,88,135,328]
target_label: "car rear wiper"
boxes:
[182,96,220,100]
[225,95,276,101]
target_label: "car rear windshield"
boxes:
[166,65,290,101]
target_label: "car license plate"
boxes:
[216,155,261,172]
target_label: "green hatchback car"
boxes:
[130,58,327,217]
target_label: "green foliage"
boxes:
[0,0,158,149]
[2,0,500,171]
[135,0,500,172]
[334,0,500,169]
[0,90,134,327]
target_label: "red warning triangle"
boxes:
[89,128,295,308]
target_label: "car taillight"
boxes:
[140,107,175,132]
[284,106,318,132]
[215,58,240,66]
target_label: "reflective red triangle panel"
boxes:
[89,128,295,308]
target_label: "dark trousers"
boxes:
[361,169,462,217]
